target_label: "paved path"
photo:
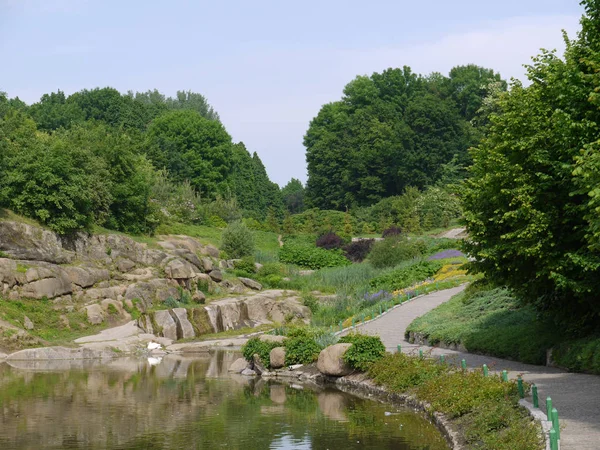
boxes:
[349,286,600,450]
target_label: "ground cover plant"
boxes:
[369,353,542,450]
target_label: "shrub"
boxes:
[338,333,386,371]
[221,221,255,258]
[241,337,280,365]
[279,243,350,269]
[343,239,374,263]
[368,236,424,269]
[552,335,600,374]
[382,226,402,238]
[163,297,179,308]
[302,294,319,313]
[281,327,328,365]
[234,255,256,274]
[316,232,344,250]
[370,260,443,291]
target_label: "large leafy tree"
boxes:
[281,178,305,214]
[304,65,497,209]
[145,110,233,197]
[463,0,600,329]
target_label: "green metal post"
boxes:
[352,317,355,328]
[419,349,423,359]
[549,428,558,450]
[532,384,538,408]
[552,408,560,440]
[397,344,401,353]
[440,354,445,364]
[546,397,553,421]
[461,359,467,370]
[517,377,524,399]
[483,364,489,377]
[502,370,508,382]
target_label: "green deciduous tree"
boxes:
[463,1,600,329]
[145,110,233,197]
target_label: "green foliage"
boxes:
[301,294,319,314]
[338,333,385,371]
[367,236,425,269]
[279,242,350,269]
[0,113,111,234]
[461,3,600,329]
[234,256,256,274]
[221,221,255,259]
[552,335,600,375]
[145,110,233,197]
[241,337,280,364]
[304,65,500,209]
[281,178,305,214]
[284,329,322,365]
[370,260,443,291]
[407,286,560,364]
[369,353,540,449]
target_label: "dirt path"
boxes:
[350,286,600,450]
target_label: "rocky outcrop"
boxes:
[317,343,353,376]
[238,277,262,291]
[137,290,311,341]
[228,357,249,373]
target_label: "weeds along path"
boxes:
[351,286,600,450]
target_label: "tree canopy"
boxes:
[462,0,600,330]
[304,65,503,209]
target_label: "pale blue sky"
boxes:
[0,0,584,186]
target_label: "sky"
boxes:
[0,0,585,186]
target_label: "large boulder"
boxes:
[239,277,262,291]
[165,258,196,280]
[208,270,223,282]
[84,304,104,325]
[317,343,353,377]
[270,347,286,369]
[0,221,72,264]
[154,310,178,340]
[228,357,249,373]
[171,308,195,339]
[0,258,18,287]
[21,270,72,299]
[64,266,110,288]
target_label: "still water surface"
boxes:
[0,351,449,449]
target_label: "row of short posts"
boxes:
[401,350,561,449]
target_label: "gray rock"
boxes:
[317,343,353,376]
[154,310,178,340]
[85,304,104,325]
[192,290,206,303]
[228,357,249,373]
[201,257,213,273]
[23,315,34,330]
[241,368,256,376]
[171,308,195,339]
[259,334,286,343]
[203,245,220,258]
[208,269,223,282]
[239,277,262,291]
[0,258,18,287]
[21,271,72,299]
[116,258,135,272]
[174,250,204,270]
[165,258,196,280]
[254,262,263,271]
[0,221,73,264]
[64,266,110,288]
[270,347,286,369]
[252,353,267,375]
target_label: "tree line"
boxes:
[0,88,297,234]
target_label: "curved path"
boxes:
[349,286,600,450]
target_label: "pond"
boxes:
[0,351,449,449]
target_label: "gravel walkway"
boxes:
[348,286,600,450]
